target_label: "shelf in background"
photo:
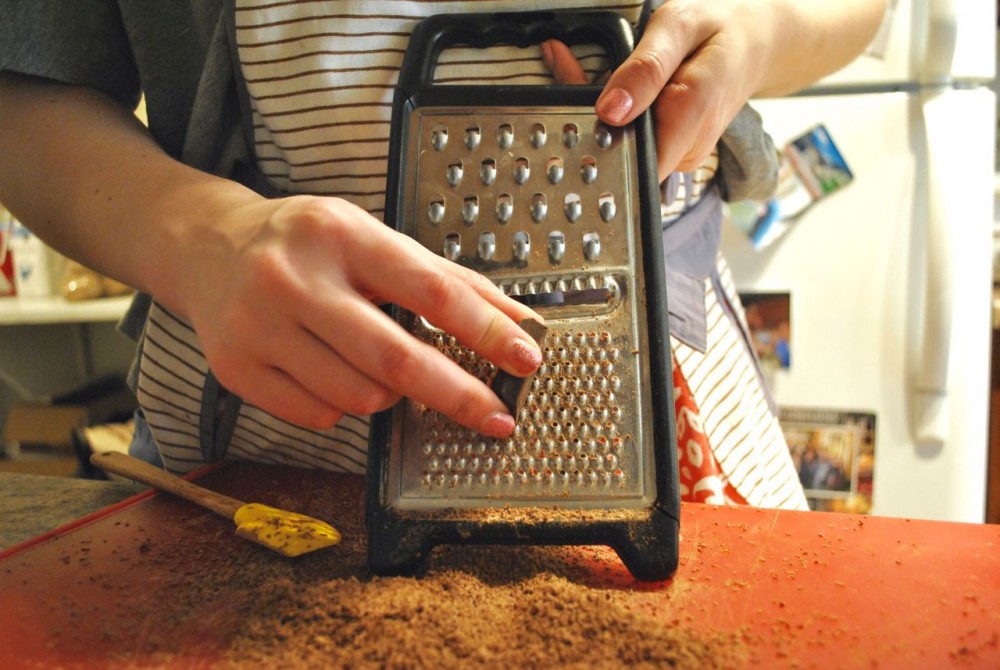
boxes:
[0,295,133,326]
[995,286,1000,330]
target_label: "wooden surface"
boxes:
[1,462,999,669]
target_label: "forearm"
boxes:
[754,0,888,97]
[0,73,260,314]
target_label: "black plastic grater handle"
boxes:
[397,10,636,99]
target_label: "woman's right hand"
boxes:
[173,194,544,436]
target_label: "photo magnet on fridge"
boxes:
[728,124,853,250]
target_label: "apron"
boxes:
[134,0,806,510]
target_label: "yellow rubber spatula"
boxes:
[90,451,341,557]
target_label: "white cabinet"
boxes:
[0,295,133,327]
[0,296,136,435]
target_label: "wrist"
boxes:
[141,172,264,319]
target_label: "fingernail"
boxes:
[540,41,554,69]
[596,87,633,125]
[510,337,543,375]
[479,412,516,437]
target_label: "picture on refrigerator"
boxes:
[739,291,792,370]
[727,125,854,251]
[780,407,877,514]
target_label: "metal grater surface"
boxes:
[388,108,655,510]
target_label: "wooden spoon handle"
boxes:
[90,451,244,519]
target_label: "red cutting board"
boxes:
[1,463,998,669]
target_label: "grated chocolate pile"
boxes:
[53,476,745,669]
[211,487,744,669]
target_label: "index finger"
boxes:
[374,233,545,378]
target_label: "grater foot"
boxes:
[366,510,680,581]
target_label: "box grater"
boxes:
[366,10,679,581]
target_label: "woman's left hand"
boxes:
[542,0,885,181]
[543,0,774,180]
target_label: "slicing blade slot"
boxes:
[511,287,612,308]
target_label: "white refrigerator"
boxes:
[720,0,996,522]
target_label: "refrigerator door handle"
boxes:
[911,0,965,449]
[911,89,954,449]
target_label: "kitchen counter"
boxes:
[1,463,998,669]
[0,472,146,550]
